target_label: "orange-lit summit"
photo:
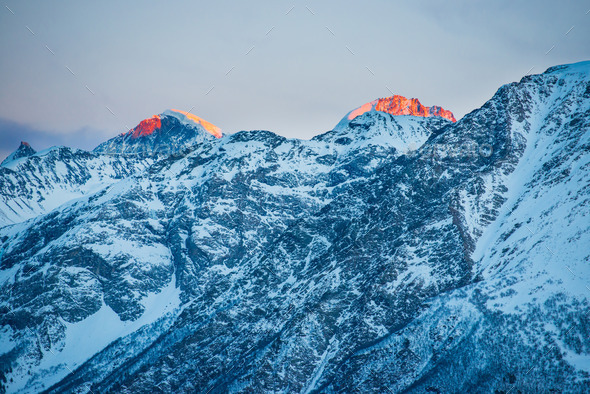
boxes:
[170,109,223,139]
[129,110,223,140]
[131,115,162,138]
[347,95,456,123]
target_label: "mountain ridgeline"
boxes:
[0,62,589,393]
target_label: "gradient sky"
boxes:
[1,0,589,160]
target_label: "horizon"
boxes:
[1,1,589,161]
[0,61,586,160]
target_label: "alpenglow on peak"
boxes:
[334,94,456,130]
[93,109,222,156]
[129,109,222,140]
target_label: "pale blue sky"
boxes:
[1,0,589,159]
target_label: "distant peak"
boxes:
[95,109,223,156]
[17,141,35,154]
[336,94,456,130]
[127,110,223,140]
[1,141,36,166]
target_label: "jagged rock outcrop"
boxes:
[334,94,456,130]
[375,95,456,122]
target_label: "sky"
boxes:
[0,0,589,160]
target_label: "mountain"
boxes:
[0,100,440,392]
[0,61,589,393]
[0,142,36,167]
[334,94,456,131]
[93,109,222,156]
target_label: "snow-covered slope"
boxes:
[0,146,153,227]
[0,61,589,393]
[0,104,438,392]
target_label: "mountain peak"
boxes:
[127,110,222,140]
[1,141,36,166]
[335,94,456,130]
[374,95,456,122]
[94,109,222,156]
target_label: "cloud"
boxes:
[0,117,109,161]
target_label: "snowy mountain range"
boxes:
[0,61,589,393]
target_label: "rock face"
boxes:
[0,61,589,393]
[375,95,456,122]
[130,115,162,138]
[334,94,456,130]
